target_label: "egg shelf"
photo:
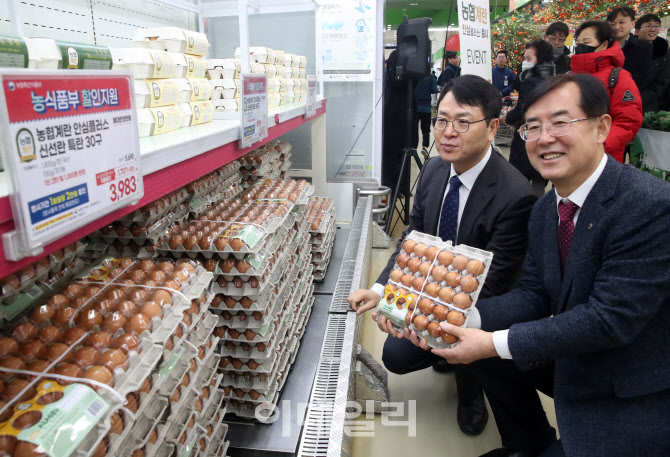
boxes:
[117,188,190,228]
[90,206,190,246]
[107,394,170,457]
[307,209,336,235]
[188,173,244,218]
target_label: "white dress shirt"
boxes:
[371,147,493,299]
[487,153,608,359]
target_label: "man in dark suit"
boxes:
[348,75,539,437]
[417,73,670,456]
[607,6,653,91]
[437,51,461,87]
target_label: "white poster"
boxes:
[239,74,268,149]
[305,75,317,119]
[459,0,493,82]
[317,0,375,81]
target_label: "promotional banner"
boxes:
[239,74,268,149]
[317,0,375,81]
[305,75,317,119]
[0,70,142,260]
[459,0,493,82]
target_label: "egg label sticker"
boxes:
[0,381,109,456]
[376,286,414,328]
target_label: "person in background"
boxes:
[437,51,461,87]
[607,6,653,91]
[503,39,556,197]
[348,75,538,440]
[570,21,642,163]
[635,13,670,113]
[415,74,440,159]
[492,50,516,96]
[544,21,571,74]
[432,70,437,81]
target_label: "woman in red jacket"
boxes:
[571,21,643,163]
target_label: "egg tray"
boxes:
[311,243,334,266]
[0,267,50,306]
[209,287,275,313]
[216,288,283,332]
[199,374,225,424]
[306,196,334,214]
[92,209,190,246]
[217,307,290,360]
[311,238,335,259]
[223,347,291,399]
[202,423,229,457]
[222,353,287,403]
[188,173,244,217]
[119,188,190,227]
[107,394,170,457]
[219,350,279,378]
[156,344,198,398]
[307,209,336,235]
[98,242,157,260]
[224,369,289,419]
[310,225,336,247]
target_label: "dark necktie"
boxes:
[558,200,579,268]
[438,175,462,243]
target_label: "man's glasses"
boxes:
[519,117,594,141]
[547,35,567,43]
[432,117,491,133]
[641,24,661,30]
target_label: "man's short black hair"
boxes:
[437,74,502,122]
[575,21,615,47]
[526,39,554,64]
[635,13,662,30]
[546,22,570,37]
[446,51,458,61]
[522,73,610,122]
[607,6,636,22]
[496,49,508,57]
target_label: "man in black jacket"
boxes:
[437,51,461,87]
[348,75,540,439]
[544,22,571,74]
[607,7,653,91]
[635,13,670,113]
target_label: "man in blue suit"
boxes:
[408,73,670,456]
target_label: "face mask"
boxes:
[574,43,600,55]
[521,61,535,72]
[553,47,564,57]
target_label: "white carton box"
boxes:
[137,105,182,137]
[283,53,294,68]
[235,46,275,64]
[134,78,181,108]
[24,38,61,69]
[297,89,306,102]
[250,62,265,74]
[279,78,290,92]
[207,59,240,79]
[283,66,294,79]
[275,65,286,78]
[171,52,207,78]
[133,27,209,56]
[186,78,212,102]
[268,93,281,108]
[291,54,300,68]
[274,50,285,65]
[25,38,113,70]
[280,91,294,105]
[209,79,241,99]
[298,68,306,79]
[297,55,307,68]
[267,78,281,94]
[112,48,176,79]
[213,99,239,112]
[263,64,277,78]
[179,100,214,127]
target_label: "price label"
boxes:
[0,70,142,260]
[239,74,268,149]
[305,75,317,119]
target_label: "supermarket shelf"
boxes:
[313,226,349,296]
[0,100,326,275]
[226,294,330,457]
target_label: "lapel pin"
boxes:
[588,223,593,230]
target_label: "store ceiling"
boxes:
[385,0,512,29]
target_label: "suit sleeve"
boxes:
[501,70,515,97]
[604,74,642,162]
[632,43,654,91]
[507,192,670,368]
[479,193,537,298]
[375,158,433,285]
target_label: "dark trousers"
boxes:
[382,335,483,405]
[416,111,432,149]
[470,357,558,453]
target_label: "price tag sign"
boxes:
[305,75,317,119]
[239,74,268,149]
[0,70,142,260]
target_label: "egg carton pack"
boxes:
[378,231,493,347]
[0,377,116,457]
[221,346,291,399]
[99,239,158,261]
[209,259,280,296]
[133,27,209,56]
[206,58,240,79]
[119,188,190,227]
[200,421,229,457]
[307,209,336,234]
[209,284,275,313]
[311,229,335,254]
[224,367,290,420]
[234,46,275,64]
[212,243,280,279]
[219,279,290,332]
[188,180,243,218]
[92,207,189,246]
[218,308,290,360]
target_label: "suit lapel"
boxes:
[429,161,451,236]
[556,156,621,313]
[456,151,498,244]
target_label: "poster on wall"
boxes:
[316,0,376,81]
[459,0,493,82]
[239,74,268,149]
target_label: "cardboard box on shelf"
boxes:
[137,105,183,137]
[112,48,176,79]
[171,52,207,78]
[25,38,112,70]
[179,100,214,127]
[134,78,181,108]
[207,59,240,79]
[133,27,209,56]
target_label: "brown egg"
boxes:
[400,274,414,287]
[437,250,455,267]
[466,259,485,276]
[236,260,251,273]
[54,363,82,382]
[425,246,439,262]
[221,258,236,273]
[77,309,103,331]
[12,324,37,342]
[35,391,63,405]
[453,293,472,309]
[106,288,125,301]
[451,255,469,272]
[13,441,48,457]
[53,307,76,326]
[169,235,183,250]
[407,258,421,274]
[431,266,447,282]
[413,243,428,259]
[19,340,46,361]
[74,346,100,367]
[413,314,429,331]
[84,286,102,298]
[38,326,62,344]
[445,271,461,288]
[137,378,151,394]
[405,312,413,326]
[427,321,442,338]
[388,269,403,284]
[100,349,128,371]
[396,254,410,269]
[412,277,426,291]
[432,304,449,321]
[447,310,466,326]
[0,435,16,455]
[102,312,127,334]
[30,305,55,325]
[0,338,19,357]
[402,239,417,254]
[4,378,35,402]
[152,290,171,306]
[126,314,151,335]
[171,388,181,403]
[63,284,84,300]
[140,301,162,320]
[424,283,440,298]
[62,327,86,345]
[82,366,114,386]
[115,301,137,318]
[440,329,458,344]
[131,449,144,457]
[230,239,245,251]
[157,262,175,273]
[26,360,50,374]
[248,277,259,288]
[47,294,69,310]
[417,298,434,315]
[94,299,115,315]
[244,329,257,341]
[13,411,42,430]
[0,402,12,422]
[128,289,148,303]
[45,343,72,362]
[148,429,158,444]
[87,332,112,351]
[438,287,456,303]
[0,356,26,375]
[418,262,432,278]
[109,412,123,434]
[460,276,479,293]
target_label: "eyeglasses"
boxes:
[546,35,567,43]
[519,117,594,141]
[432,117,490,133]
[641,24,661,30]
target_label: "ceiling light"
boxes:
[410,3,418,5]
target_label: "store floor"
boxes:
[351,137,558,456]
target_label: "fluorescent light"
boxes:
[410,2,418,5]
